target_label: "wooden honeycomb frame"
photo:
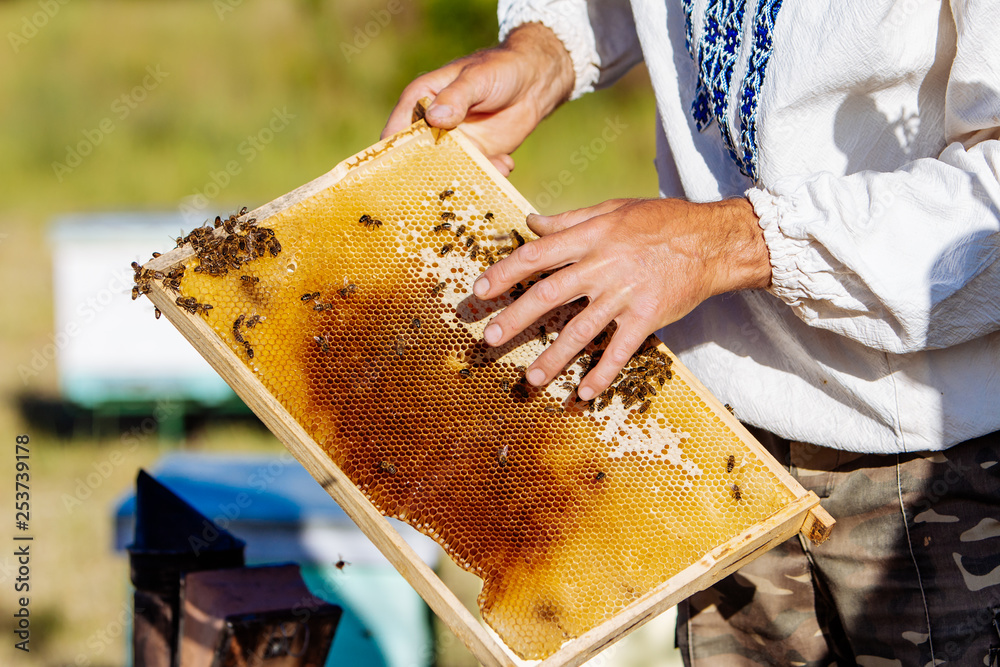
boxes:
[142,110,834,667]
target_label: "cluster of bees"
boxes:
[183,208,282,276]
[232,313,263,358]
[429,188,521,265]
[175,295,212,315]
[589,344,674,414]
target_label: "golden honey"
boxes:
[155,127,796,659]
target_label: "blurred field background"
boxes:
[0,0,664,665]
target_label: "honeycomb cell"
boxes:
[148,126,797,660]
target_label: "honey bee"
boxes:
[468,244,480,260]
[439,244,453,256]
[512,229,526,248]
[439,188,454,201]
[458,368,472,378]
[244,341,254,359]
[500,379,511,392]
[484,212,494,221]
[197,303,213,315]
[377,460,397,475]
[559,381,576,392]
[464,236,475,248]
[537,325,548,344]
[433,222,452,233]
[410,317,421,330]
[497,444,509,468]
[151,252,161,258]
[595,471,606,482]
[431,282,446,297]
[726,455,736,473]
[131,261,141,272]
[543,405,564,414]
[394,336,407,356]
[240,275,259,284]
[245,314,263,329]
[724,403,736,416]
[730,483,742,502]
[359,214,382,229]
[131,286,140,300]
[334,556,351,570]
[454,224,466,238]
[314,335,331,353]
[238,206,248,216]
[338,284,358,298]
[441,211,456,221]
[233,314,246,343]
[154,307,161,320]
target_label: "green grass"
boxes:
[0,0,659,664]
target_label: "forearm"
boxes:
[502,23,575,121]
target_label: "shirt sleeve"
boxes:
[498,0,643,100]
[747,0,1000,355]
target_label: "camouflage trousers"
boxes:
[677,428,1000,667]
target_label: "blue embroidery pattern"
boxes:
[681,0,784,180]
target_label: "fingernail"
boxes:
[426,104,453,121]
[484,323,501,345]
[578,386,596,401]
[473,276,490,297]
[527,368,545,386]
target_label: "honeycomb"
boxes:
[145,124,797,660]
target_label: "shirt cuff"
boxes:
[746,186,856,321]
[498,1,600,100]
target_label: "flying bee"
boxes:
[154,307,161,320]
[338,283,358,299]
[432,222,452,233]
[730,483,742,502]
[240,275,259,284]
[497,444,509,468]
[377,460,397,475]
[595,471,606,482]
[439,188,454,201]
[454,224,466,238]
[726,455,735,473]
[314,335,331,353]
[431,282,446,297]
[334,556,351,571]
[439,244,453,256]
[441,211,456,221]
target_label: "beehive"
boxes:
[138,109,833,666]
